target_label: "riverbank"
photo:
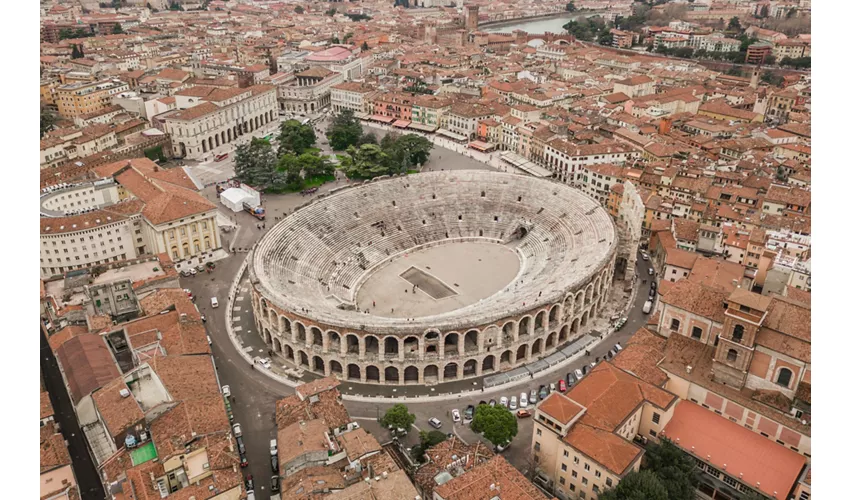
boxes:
[480,10,599,33]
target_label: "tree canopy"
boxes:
[411,430,447,462]
[40,107,56,138]
[327,109,363,150]
[294,6,304,14]
[382,133,433,170]
[234,137,282,190]
[380,404,416,431]
[598,470,669,500]
[339,143,391,179]
[277,119,316,155]
[470,404,517,446]
[727,16,742,32]
[599,440,698,500]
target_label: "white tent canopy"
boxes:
[220,188,252,213]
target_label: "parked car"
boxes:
[244,474,254,491]
[236,436,246,455]
[271,455,278,473]
[240,453,248,468]
[478,401,487,407]
[641,252,649,261]
[573,369,583,381]
[211,296,219,308]
[270,475,280,493]
[488,399,497,407]
[180,270,192,278]
[509,396,518,410]
[608,349,618,359]
[567,372,577,387]
[189,267,197,276]
[495,441,512,453]
[222,385,231,398]
[642,300,653,314]
[529,389,538,405]
[214,153,229,162]
[207,335,212,346]
[428,417,443,429]
[649,288,656,299]
[558,379,567,392]
[516,410,531,419]
[519,392,528,408]
[464,405,475,421]
[451,409,461,422]
[650,280,657,290]
[258,358,271,369]
[614,343,623,352]
[270,439,278,456]
[539,385,549,400]
[648,268,655,276]
[581,365,590,376]
[232,423,242,437]
[499,396,508,407]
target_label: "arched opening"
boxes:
[732,324,744,343]
[426,345,438,354]
[531,339,542,355]
[269,310,279,331]
[272,337,281,353]
[590,303,597,320]
[384,337,399,356]
[364,335,379,355]
[500,349,512,367]
[482,355,495,372]
[328,331,341,353]
[296,323,306,343]
[463,359,477,377]
[549,305,560,326]
[534,311,545,333]
[424,365,439,381]
[282,317,291,334]
[564,296,574,317]
[403,366,419,384]
[559,325,568,343]
[424,331,440,341]
[347,364,361,381]
[346,334,360,355]
[571,317,580,336]
[545,332,556,350]
[444,333,459,355]
[776,368,793,388]
[284,345,294,360]
[403,337,419,357]
[365,365,380,382]
[385,366,399,383]
[313,356,325,374]
[576,291,585,309]
[444,363,458,380]
[726,349,738,363]
[464,330,479,354]
[581,311,589,327]
[502,321,515,340]
[329,360,342,374]
[298,351,309,367]
[516,344,528,361]
[263,328,271,343]
[310,327,322,346]
[518,316,531,337]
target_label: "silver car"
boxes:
[529,389,538,404]
[509,396,518,410]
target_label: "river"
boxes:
[481,14,585,34]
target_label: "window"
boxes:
[584,464,590,472]
[652,412,661,424]
[534,442,540,451]
[649,429,657,437]
[574,457,580,465]
[776,367,793,387]
[561,464,567,472]
[732,324,744,342]
[569,484,575,492]
[594,471,601,478]
[726,349,738,363]
[581,477,588,485]
[536,429,542,436]
[572,471,578,478]
[670,319,680,332]
[563,450,569,457]
[606,478,613,487]
[691,326,703,340]
[559,477,566,485]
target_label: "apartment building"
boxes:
[543,140,639,184]
[55,79,130,118]
[280,67,344,115]
[442,102,497,140]
[40,124,118,169]
[330,81,375,114]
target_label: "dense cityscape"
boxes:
[38,1,812,500]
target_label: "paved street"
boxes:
[180,125,656,498]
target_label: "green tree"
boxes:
[760,70,784,87]
[411,430,447,462]
[294,6,304,14]
[276,153,305,189]
[361,41,369,51]
[566,1,576,12]
[40,106,56,138]
[383,133,433,170]
[339,143,392,179]
[764,55,777,65]
[343,32,354,43]
[331,36,340,44]
[598,470,669,500]
[380,404,416,431]
[71,44,84,59]
[277,119,316,155]
[327,109,363,150]
[234,137,282,190]
[357,132,378,146]
[326,8,337,16]
[727,16,742,32]
[59,28,74,40]
[641,439,698,500]
[112,24,124,34]
[297,152,334,179]
[597,29,614,46]
[470,404,517,447]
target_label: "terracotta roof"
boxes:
[665,248,699,270]
[91,377,144,439]
[564,423,642,477]
[56,333,120,404]
[296,376,341,400]
[662,401,806,500]
[40,390,55,421]
[661,280,728,323]
[433,455,550,500]
[40,423,72,474]
[687,257,745,293]
[280,466,346,498]
[612,328,668,387]
[337,427,381,461]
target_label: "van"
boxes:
[246,491,255,500]
[642,300,652,314]
[211,297,219,308]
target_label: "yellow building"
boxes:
[55,79,129,118]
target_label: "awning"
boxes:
[500,151,553,178]
[354,112,369,120]
[370,115,395,124]
[408,122,438,133]
[469,140,496,152]
[393,120,411,128]
[436,128,468,142]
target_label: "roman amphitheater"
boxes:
[248,170,618,386]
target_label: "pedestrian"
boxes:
[405,289,408,293]
[373,300,376,307]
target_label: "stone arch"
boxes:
[531,338,542,355]
[516,344,528,361]
[345,334,360,355]
[424,364,439,381]
[575,290,585,309]
[501,321,515,340]
[584,284,594,305]
[263,328,271,343]
[281,316,292,334]
[296,322,307,343]
[590,303,597,320]
[365,365,380,382]
[559,324,569,343]
[518,316,532,337]
[726,349,738,363]
[581,310,589,327]
[444,362,458,380]
[310,326,322,346]
[403,336,419,357]
[269,309,279,331]
[272,337,281,353]
[548,304,561,326]
[534,310,545,333]
[463,359,477,377]
[328,331,341,353]
[776,367,794,388]
[384,336,399,356]
[284,345,294,360]
[482,355,496,373]
[424,330,440,341]
[500,349,513,367]
[298,350,309,367]
[464,330,479,354]
[347,363,361,381]
[403,366,419,384]
[564,294,575,318]
[330,360,342,375]
[385,366,399,383]
[364,335,380,355]
[545,332,556,350]
[260,298,269,319]
[313,356,326,374]
[443,333,459,355]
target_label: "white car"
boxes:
[270,439,278,456]
[574,369,584,381]
[499,396,508,407]
[529,389,538,404]
[519,392,528,408]
[189,267,197,276]
[232,423,242,437]
[648,268,655,276]
[259,358,271,369]
[641,252,649,261]
[451,409,461,422]
[222,385,231,398]
[509,396,518,410]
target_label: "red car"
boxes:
[214,153,229,162]
[558,379,567,392]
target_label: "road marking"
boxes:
[233,326,243,332]
[233,316,242,322]
[235,296,245,302]
[233,306,242,311]
[350,416,379,421]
